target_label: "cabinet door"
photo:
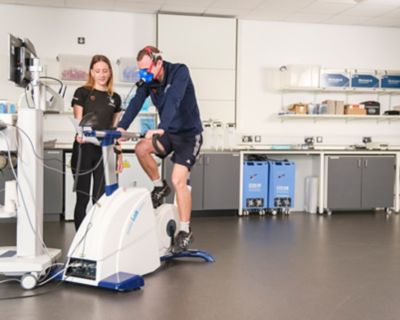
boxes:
[44,150,63,215]
[327,156,362,209]
[203,153,240,210]
[189,155,205,211]
[164,155,204,210]
[118,153,160,191]
[0,162,15,205]
[361,156,395,209]
[64,152,75,220]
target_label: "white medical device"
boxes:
[60,130,213,291]
[0,34,61,290]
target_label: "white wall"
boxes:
[157,14,237,124]
[0,4,155,104]
[237,20,400,146]
[2,7,400,147]
[0,4,155,142]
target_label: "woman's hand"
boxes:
[75,135,85,144]
[116,127,127,142]
[117,153,124,173]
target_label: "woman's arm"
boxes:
[73,104,84,143]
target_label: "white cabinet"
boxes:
[64,151,160,221]
[118,153,162,190]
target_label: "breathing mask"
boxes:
[138,68,155,83]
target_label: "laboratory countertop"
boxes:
[49,142,400,154]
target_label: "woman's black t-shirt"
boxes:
[71,87,122,130]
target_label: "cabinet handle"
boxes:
[364,159,368,168]
[357,159,361,168]
[205,156,210,165]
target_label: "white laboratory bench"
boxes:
[48,141,400,216]
[239,149,400,215]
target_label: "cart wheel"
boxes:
[21,273,38,290]
[285,209,290,215]
[385,207,392,215]
[271,210,277,216]
[326,209,332,216]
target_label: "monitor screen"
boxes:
[8,34,37,88]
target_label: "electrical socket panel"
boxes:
[242,135,253,143]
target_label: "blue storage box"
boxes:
[268,160,295,209]
[381,74,400,89]
[320,69,350,88]
[242,161,269,210]
[351,74,379,88]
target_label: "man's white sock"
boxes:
[153,178,163,187]
[179,221,190,233]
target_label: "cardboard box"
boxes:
[320,100,336,114]
[344,104,366,115]
[288,103,308,114]
[335,100,345,114]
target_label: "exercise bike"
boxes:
[59,129,214,291]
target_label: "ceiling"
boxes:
[1,0,400,28]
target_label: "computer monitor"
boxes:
[8,34,38,88]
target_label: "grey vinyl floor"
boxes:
[1,212,400,320]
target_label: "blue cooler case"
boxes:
[268,160,296,210]
[242,161,269,213]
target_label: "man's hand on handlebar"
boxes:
[145,129,165,139]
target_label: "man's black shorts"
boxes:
[157,133,203,170]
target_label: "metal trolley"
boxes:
[241,158,295,216]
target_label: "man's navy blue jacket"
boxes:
[118,61,203,136]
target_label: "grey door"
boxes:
[44,150,63,215]
[327,156,362,209]
[361,156,395,209]
[203,153,240,210]
[0,160,15,204]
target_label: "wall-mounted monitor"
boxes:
[8,34,37,88]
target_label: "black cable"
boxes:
[72,143,83,192]
[39,76,63,87]
[0,280,64,301]
[13,124,103,177]
[24,84,34,109]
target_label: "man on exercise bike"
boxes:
[117,46,203,254]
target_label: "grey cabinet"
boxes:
[326,155,395,210]
[0,157,16,205]
[44,149,63,215]
[164,152,240,211]
[0,150,63,216]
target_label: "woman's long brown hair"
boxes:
[84,54,114,95]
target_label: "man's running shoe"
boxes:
[171,230,193,254]
[151,180,171,208]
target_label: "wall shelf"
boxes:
[281,87,400,95]
[278,114,400,123]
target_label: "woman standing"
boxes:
[71,55,122,230]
